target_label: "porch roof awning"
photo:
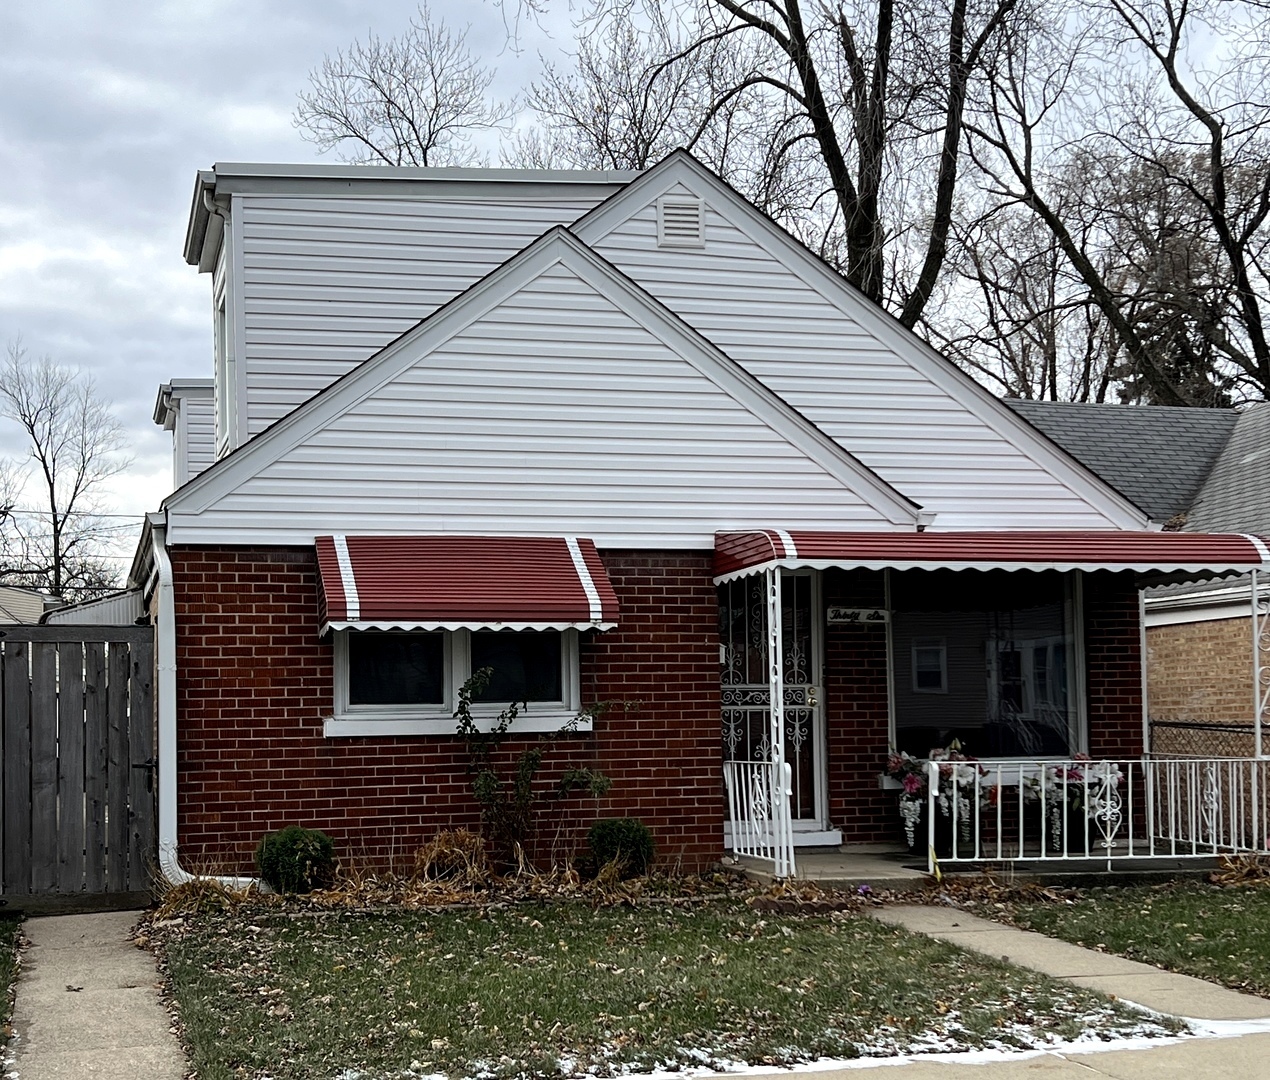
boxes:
[713,529,1270,583]
[316,534,620,632]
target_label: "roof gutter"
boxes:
[151,517,257,889]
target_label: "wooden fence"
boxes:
[0,624,154,897]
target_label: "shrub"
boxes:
[454,667,616,867]
[413,829,489,884]
[588,818,655,878]
[255,825,336,894]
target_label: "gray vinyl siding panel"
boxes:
[174,262,895,546]
[238,194,608,435]
[592,201,1123,530]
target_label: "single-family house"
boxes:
[134,151,1270,881]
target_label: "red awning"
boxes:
[714,529,1270,582]
[316,535,620,631]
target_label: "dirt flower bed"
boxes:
[143,878,1183,1080]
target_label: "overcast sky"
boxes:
[0,0,566,576]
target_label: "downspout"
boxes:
[152,519,257,888]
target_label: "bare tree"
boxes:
[295,4,515,166]
[0,342,132,601]
[966,0,1270,403]
[506,0,1022,328]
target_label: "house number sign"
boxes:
[826,607,889,625]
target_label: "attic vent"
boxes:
[657,196,705,248]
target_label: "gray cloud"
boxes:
[0,0,562,571]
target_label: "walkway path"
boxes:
[875,904,1270,1021]
[8,911,186,1080]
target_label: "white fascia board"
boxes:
[573,151,1154,532]
[1146,603,1253,626]
[210,162,642,184]
[164,227,922,533]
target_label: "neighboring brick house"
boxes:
[127,151,1269,881]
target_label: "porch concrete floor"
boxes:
[737,846,1224,891]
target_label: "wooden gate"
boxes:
[0,624,155,900]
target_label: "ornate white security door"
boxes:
[720,571,824,825]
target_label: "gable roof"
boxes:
[570,151,1152,532]
[1005,400,1238,522]
[1187,403,1270,533]
[163,226,922,543]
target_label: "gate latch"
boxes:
[131,757,157,792]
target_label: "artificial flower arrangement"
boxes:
[886,741,989,849]
[1023,753,1125,850]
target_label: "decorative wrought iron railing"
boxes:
[723,759,796,878]
[923,757,1270,871]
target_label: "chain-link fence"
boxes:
[1149,719,1258,758]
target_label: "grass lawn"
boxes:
[0,915,21,1034]
[1003,880,1270,997]
[153,900,1181,1080]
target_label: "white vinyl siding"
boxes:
[238,195,607,435]
[184,395,216,481]
[169,260,899,546]
[589,197,1131,530]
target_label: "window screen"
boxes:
[471,631,563,703]
[347,632,444,706]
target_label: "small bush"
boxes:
[588,818,655,878]
[255,825,336,894]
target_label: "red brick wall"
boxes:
[823,569,1145,847]
[171,546,723,875]
[823,569,893,843]
[1084,572,1145,760]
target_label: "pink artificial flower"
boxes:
[902,773,924,795]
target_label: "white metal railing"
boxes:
[724,759,796,878]
[924,757,1270,871]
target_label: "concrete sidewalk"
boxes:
[9,911,186,1080]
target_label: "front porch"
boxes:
[716,530,1270,879]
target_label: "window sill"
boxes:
[323,713,592,738]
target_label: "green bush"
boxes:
[255,825,336,894]
[587,817,655,878]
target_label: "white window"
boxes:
[327,628,583,737]
[911,638,947,694]
[213,296,234,457]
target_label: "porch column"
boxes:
[1255,568,1268,759]
[765,567,794,877]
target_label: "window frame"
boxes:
[910,636,948,694]
[325,627,584,737]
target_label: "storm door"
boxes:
[720,571,825,824]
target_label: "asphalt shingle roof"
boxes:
[1004,400,1239,522]
[1186,403,1270,534]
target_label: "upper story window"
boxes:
[213,295,234,457]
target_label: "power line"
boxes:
[1,507,148,520]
